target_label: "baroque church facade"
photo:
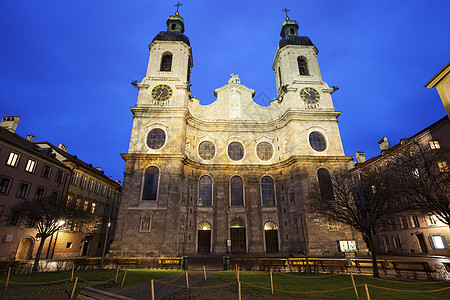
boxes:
[109,12,365,257]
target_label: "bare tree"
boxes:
[12,196,101,272]
[307,169,394,278]
[390,141,450,226]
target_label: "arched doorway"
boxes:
[264,222,279,253]
[197,221,211,253]
[230,218,246,253]
[15,237,34,260]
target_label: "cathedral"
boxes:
[109,10,365,257]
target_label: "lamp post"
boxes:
[100,218,111,269]
[51,220,65,259]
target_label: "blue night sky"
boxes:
[1,1,448,182]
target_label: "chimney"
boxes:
[378,137,389,151]
[0,116,21,133]
[355,151,366,163]
[95,167,102,171]
[27,135,35,142]
[347,159,355,170]
[58,143,68,152]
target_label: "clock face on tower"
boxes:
[151,84,173,102]
[300,87,320,104]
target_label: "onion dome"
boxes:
[278,19,318,53]
[151,15,190,46]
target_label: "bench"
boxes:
[74,258,100,270]
[159,258,181,269]
[78,287,135,300]
[352,259,389,275]
[390,261,435,279]
[317,259,349,273]
[259,259,288,272]
[114,258,140,269]
[287,258,319,273]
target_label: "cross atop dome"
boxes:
[282,7,290,20]
[174,2,182,16]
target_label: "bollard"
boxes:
[151,279,155,300]
[71,264,75,282]
[70,277,78,299]
[115,267,119,283]
[223,256,230,271]
[237,266,240,281]
[238,281,241,300]
[5,267,11,290]
[185,270,189,288]
[121,269,128,287]
[181,256,188,271]
[203,266,207,281]
[270,271,274,294]
[350,272,359,299]
[364,284,371,300]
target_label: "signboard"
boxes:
[338,240,357,252]
[227,239,231,247]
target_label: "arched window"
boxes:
[140,213,151,232]
[171,24,176,31]
[142,167,159,200]
[230,176,244,206]
[317,168,334,201]
[278,67,282,86]
[290,28,295,35]
[230,218,245,228]
[160,53,172,71]
[199,176,213,207]
[297,57,308,75]
[261,176,275,206]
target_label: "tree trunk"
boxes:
[366,232,380,278]
[32,237,47,272]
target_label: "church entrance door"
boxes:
[230,228,246,253]
[264,222,279,253]
[197,221,212,253]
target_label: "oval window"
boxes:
[228,142,244,161]
[309,132,326,152]
[256,142,274,161]
[198,141,215,160]
[147,128,166,150]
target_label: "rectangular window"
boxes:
[400,217,408,229]
[55,170,64,183]
[83,200,89,211]
[52,191,60,200]
[16,182,31,198]
[429,140,440,149]
[107,188,111,199]
[0,176,13,195]
[390,218,396,230]
[41,165,52,179]
[6,151,20,167]
[429,235,448,250]
[66,242,73,249]
[438,161,449,172]
[91,202,96,213]
[35,186,46,200]
[104,204,109,217]
[428,215,437,225]
[25,159,37,173]
[87,179,93,191]
[95,182,100,194]
[412,215,420,227]
[101,185,106,196]
[97,203,103,215]
[71,172,79,185]
[7,209,21,226]
[393,236,402,248]
[76,198,82,209]
[80,176,86,188]
[67,195,74,206]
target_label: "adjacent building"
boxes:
[110,13,366,258]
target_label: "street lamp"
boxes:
[100,218,111,269]
[50,220,66,259]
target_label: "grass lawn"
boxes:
[0,268,182,288]
[209,271,450,300]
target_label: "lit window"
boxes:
[76,198,81,209]
[71,172,79,185]
[87,179,93,191]
[371,185,377,194]
[0,177,13,195]
[429,140,440,149]
[83,200,89,211]
[261,176,275,206]
[428,215,437,225]
[412,215,420,227]
[25,159,37,173]
[230,176,244,206]
[41,165,52,179]
[198,175,213,206]
[6,152,20,167]
[16,182,30,198]
[429,235,448,250]
[438,161,449,172]
[412,168,420,178]
[80,176,86,188]
[91,202,96,214]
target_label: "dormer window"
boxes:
[160,53,172,71]
[298,57,308,75]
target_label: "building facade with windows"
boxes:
[36,142,122,257]
[0,117,70,261]
[350,116,450,256]
[110,13,366,257]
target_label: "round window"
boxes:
[309,131,326,152]
[228,142,244,161]
[147,128,166,149]
[198,141,215,160]
[256,142,273,161]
